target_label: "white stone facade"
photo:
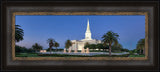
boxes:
[71,19,102,50]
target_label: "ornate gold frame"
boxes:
[12,12,148,60]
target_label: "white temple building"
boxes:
[71,19,102,50]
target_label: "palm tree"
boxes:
[15,25,24,42]
[65,39,72,52]
[136,38,145,54]
[32,43,43,52]
[54,42,59,51]
[47,38,55,54]
[102,31,119,56]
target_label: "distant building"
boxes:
[40,50,46,53]
[71,19,102,50]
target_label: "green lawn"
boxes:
[16,53,130,57]
[16,53,40,57]
[37,54,130,57]
[16,53,145,57]
[128,55,145,57]
[112,52,124,53]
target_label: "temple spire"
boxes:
[86,19,91,33]
[85,19,92,40]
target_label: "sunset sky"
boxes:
[15,15,145,50]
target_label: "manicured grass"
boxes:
[71,50,106,52]
[91,54,130,57]
[38,54,129,57]
[16,52,144,57]
[112,52,124,53]
[16,53,40,57]
[16,53,130,57]
[90,51,106,52]
[128,55,145,57]
[38,54,91,57]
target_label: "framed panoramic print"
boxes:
[12,12,149,61]
[1,1,159,71]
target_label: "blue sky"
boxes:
[15,15,145,50]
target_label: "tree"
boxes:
[102,31,119,56]
[89,44,96,51]
[114,43,123,49]
[112,43,123,52]
[15,45,28,53]
[15,45,35,53]
[133,49,138,53]
[85,42,89,46]
[27,48,35,53]
[84,42,90,49]
[136,44,142,54]
[47,38,55,54]
[32,43,43,52]
[65,39,72,52]
[54,42,59,51]
[96,44,104,51]
[136,38,145,54]
[46,48,54,51]
[121,48,129,52]
[15,25,24,42]
[102,42,109,51]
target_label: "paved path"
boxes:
[39,52,129,56]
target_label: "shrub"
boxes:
[15,45,28,53]
[129,51,134,55]
[15,45,35,53]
